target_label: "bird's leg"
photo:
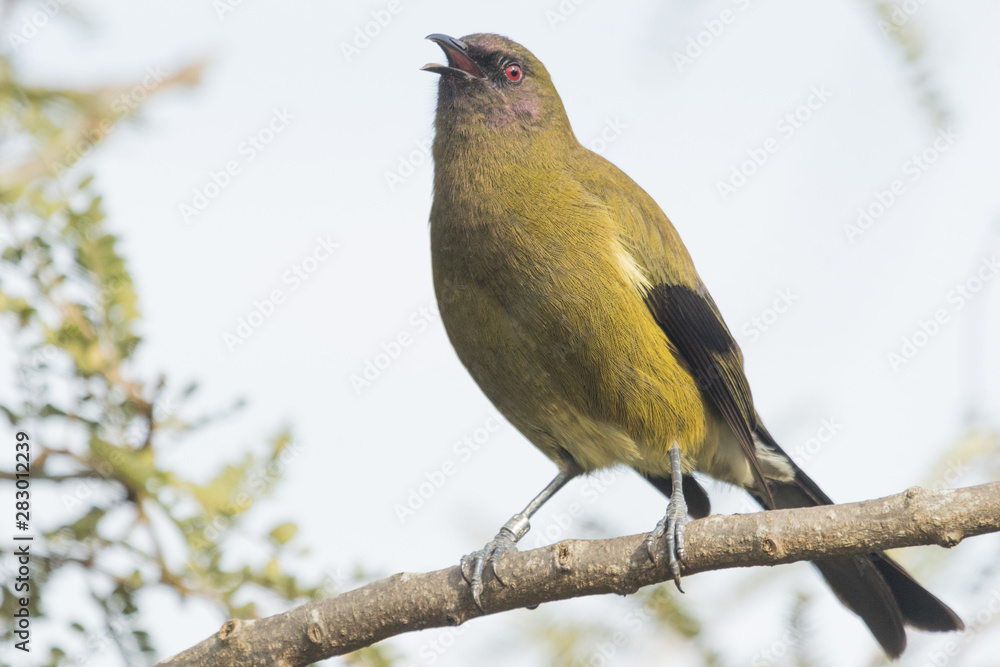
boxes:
[461,469,575,611]
[645,442,688,591]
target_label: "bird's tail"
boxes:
[750,425,964,658]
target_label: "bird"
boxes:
[421,32,963,657]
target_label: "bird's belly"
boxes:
[435,266,715,477]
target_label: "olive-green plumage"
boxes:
[424,32,962,657]
[429,34,740,485]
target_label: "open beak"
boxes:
[421,34,483,80]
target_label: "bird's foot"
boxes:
[645,494,688,591]
[461,513,529,611]
[645,447,689,591]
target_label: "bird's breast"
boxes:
[430,201,714,476]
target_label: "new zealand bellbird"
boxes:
[422,32,962,657]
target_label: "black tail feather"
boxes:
[639,427,963,656]
[870,553,965,632]
[812,558,907,658]
[749,426,963,656]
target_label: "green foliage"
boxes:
[0,12,392,666]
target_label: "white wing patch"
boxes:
[754,433,796,483]
[614,241,652,294]
[709,428,796,488]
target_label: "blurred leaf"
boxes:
[269,522,298,546]
[0,27,329,666]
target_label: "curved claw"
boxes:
[665,509,685,592]
[460,531,520,611]
[491,539,518,586]
[459,553,476,586]
[461,550,488,610]
[647,479,689,593]
[645,516,666,565]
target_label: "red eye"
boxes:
[505,64,522,82]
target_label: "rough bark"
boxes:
[157,482,1000,667]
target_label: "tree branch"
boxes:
[156,482,1000,667]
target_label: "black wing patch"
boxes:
[645,282,772,504]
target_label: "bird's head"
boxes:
[422,33,572,137]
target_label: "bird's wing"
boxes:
[582,154,771,501]
[643,279,771,500]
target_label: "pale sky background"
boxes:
[4,0,1000,665]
